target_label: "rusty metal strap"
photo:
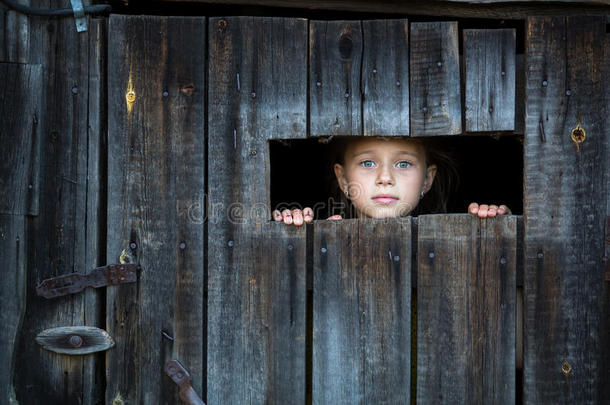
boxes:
[165,360,206,405]
[36,264,138,299]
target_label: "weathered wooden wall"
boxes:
[1,8,608,405]
[1,1,106,403]
[523,16,609,403]
[107,14,205,404]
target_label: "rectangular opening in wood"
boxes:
[270,135,523,219]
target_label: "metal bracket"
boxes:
[36,264,138,299]
[165,360,206,405]
[70,0,87,32]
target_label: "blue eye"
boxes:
[396,161,411,169]
[360,160,376,168]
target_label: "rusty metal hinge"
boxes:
[36,264,138,299]
[165,360,205,405]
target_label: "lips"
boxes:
[372,194,398,205]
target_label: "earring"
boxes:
[420,190,425,198]
[344,188,350,198]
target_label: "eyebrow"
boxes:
[350,149,420,158]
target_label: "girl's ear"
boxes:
[424,164,437,193]
[334,163,348,190]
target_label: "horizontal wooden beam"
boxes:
[153,0,610,20]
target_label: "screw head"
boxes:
[227,240,234,247]
[321,247,327,254]
[179,242,186,250]
[565,89,572,96]
[542,80,548,87]
[72,86,78,94]
[129,242,137,250]
[162,91,169,97]
[69,335,83,348]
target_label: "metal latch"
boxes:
[70,0,87,32]
[36,264,138,299]
[36,326,114,355]
[165,360,205,405]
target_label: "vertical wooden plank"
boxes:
[208,223,306,404]
[601,33,610,404]
[464,29,516,132]
[14,5,103,403]
[514,54,525,135]
[417,215,516,404]
[410,22,461,136]
[107,15,205,405]
[0,215,25,405]
[0,2,29,63]
[313,219,411,404]
[207,16,307,404]
[361,19,409,136]
[0,63,41,216]
[0,62,40,405]
[310,20,362,136]
[524,17,609,403]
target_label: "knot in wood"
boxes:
[218,19,227,32]
[571,125,586,144]
[181,84,196,96]
[561,361,572,376]
[125,91,136,103]
[338,35,353,60]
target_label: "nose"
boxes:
[376,164,394,186]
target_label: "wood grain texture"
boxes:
[523,17,609,404]
[158,0,610,19]
[0,215,25,405]
[464,29,516,132]
[0,63,41,216]
[207,223,306,404]
[313,219,411,404]
[410,22,462,136]
[601,33,610,404]
[310,20,362,136]
[207,17,307,404]
[107,15,205,405]
[362,19,410,136]
[0,3,29,63]
[208,16,307,223]
[13,12,104,405]
[417,214,516,404]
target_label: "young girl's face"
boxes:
[334,138,437,218]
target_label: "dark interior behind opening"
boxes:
[270,135,523,218]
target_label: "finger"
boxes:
[488,205,498,217]
[477,204,489,218]
[292,209,304,226]
[498,205,511,215]
[303,207,314,223]
[327,215,343,220]
[273,210,283,222]
[282,209,293,225]
[468,202,479,214]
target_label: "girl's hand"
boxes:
[468,202,511,218]
[272,208,343,226]
[273,207,314,226]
